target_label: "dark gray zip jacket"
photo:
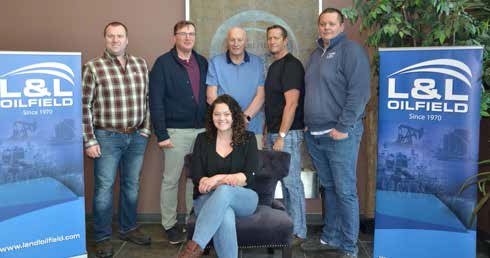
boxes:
[304,32,370,133]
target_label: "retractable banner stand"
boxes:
[0,52,86,258]
[375,47,483,258]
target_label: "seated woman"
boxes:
[178,94,259,258]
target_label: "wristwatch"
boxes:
[279,132,287,138]
[245,115,251,122]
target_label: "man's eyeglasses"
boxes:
[175,32,196,37]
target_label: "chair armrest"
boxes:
[271,199,286,211]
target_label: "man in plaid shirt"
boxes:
[82,21,151,258]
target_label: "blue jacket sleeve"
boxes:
[149,57,169,141]
[335,43,371,133]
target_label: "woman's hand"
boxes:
[220,174,239,186]
[198,177,215,193]
[198,175,224,194]
[220,173,247,187]
[198,173,246,193]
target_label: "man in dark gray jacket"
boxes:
[301,8,370,258]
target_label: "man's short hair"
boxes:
[173,20,196,35]
[266,24,288,39]
[319,7,344,24]
[104,21,128,36]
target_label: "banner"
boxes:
[375,47,483,258]
[0,52,86,258]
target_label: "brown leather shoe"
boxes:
[178,240,203,258]
[292,235,306,246]
[119,228,151,245]
[95,239,113,258]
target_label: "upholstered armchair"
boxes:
[184,150,293,258]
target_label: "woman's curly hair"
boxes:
[206,94,247,146]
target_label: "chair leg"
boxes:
[267,247,274,254]
[282,246,292,258]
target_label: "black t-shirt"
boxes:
[264,53,305,133]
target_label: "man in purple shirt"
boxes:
[149,20,208,245]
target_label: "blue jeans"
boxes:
[304,122,363,255]
[267,130,307,239]
[192,185,258,258]
[92,129,148,242]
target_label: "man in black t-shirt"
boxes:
[264,24,307,244]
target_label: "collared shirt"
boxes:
[206,51,265,134]
[177,54,200,104]
[82,50,151,147]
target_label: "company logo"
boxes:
[326,51,336,59]
[0,62,75,109]
[386,59,472,113]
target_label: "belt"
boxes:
[95,126,138,134]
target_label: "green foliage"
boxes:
[459,160,490,226]
[342,0,490,117]
[482,89,490,117]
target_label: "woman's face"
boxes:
[212,103,233,132]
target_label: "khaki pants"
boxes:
[160,128,204,230]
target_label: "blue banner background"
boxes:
[375,47,482,258]
[0,52,86,257]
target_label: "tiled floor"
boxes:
[85,223,490,258]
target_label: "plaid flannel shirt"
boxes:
[82,50,151,147]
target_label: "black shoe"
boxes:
[165,225,186,245]
[300,238,338,252]
[176,223,187,233]
[119,228,151,245]
[95,239,113,258]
